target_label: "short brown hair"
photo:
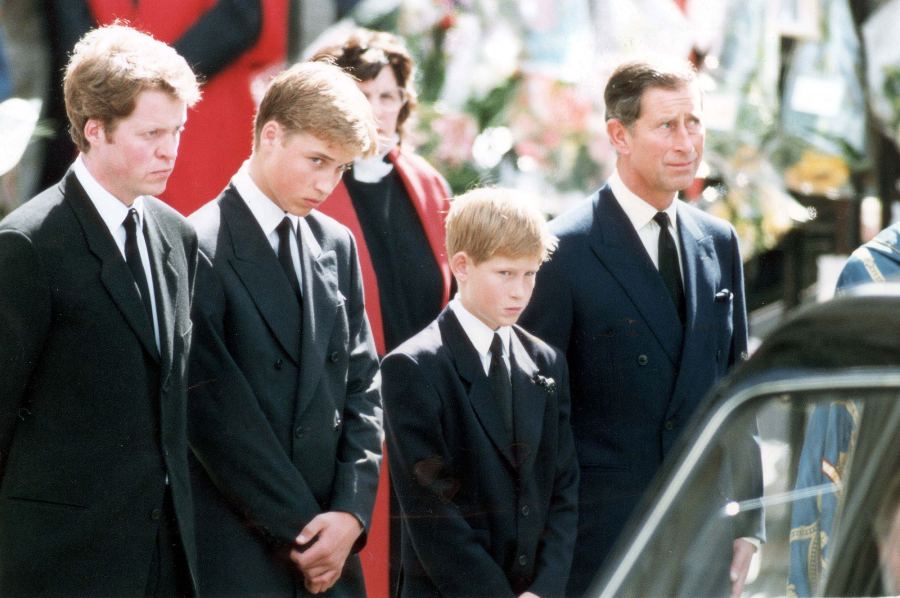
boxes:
[312,28,417,140]
[604,57,697,127]
[253,61,377,157]
[64,23,200,153]
[445,187,557,264]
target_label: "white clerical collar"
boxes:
[352,134,398,183]
[73,154,146,235]
[449,297,512,360]
[232,160,300,237]
[608,169,678,232]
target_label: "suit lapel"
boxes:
[588,186,683,365]
[439,309,517,469]
[143,205,177,376]
[294,217,339,419]
[667,206,718,416]
[220,188,302,362]
[509,328,546,477]
[64,172,160,361]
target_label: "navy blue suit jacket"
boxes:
[520,184,748,595]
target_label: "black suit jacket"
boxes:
[0,172,199,596]
[381,308,579,598]
[187,185,383,596]
[520,185,755,595]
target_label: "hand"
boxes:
[729,538,757,598]
[289,511,363,594]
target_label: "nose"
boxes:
[671,122,694,153]
[157,132,179,160]
[314,170,341,197]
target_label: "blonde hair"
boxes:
[446,187,557,264]
[64,23,201,153]
[253,61,377,157]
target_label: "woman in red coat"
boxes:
[314,29,453,597]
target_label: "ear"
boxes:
[83,118,106,148]
[259,120,282,149]
[606,118,631,155]
[449,251,470,282]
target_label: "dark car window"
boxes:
[593,374,900,598]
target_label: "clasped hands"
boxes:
[289,511,363,594]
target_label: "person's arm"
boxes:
[528,359,579,598]
[727,227,749,368]
[291,232,382,593]
[0,231,51,463]
[173,0,263,79]
[380,351,516,597]
[188,253,322,547]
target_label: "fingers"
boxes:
[296,514,326,546]
[729,539,756,598]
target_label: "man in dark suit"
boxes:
[520,57,757,597]
[0,25,201,596]
[382,188,579,597]
[187,61,383,596]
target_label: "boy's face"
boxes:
[452,252,541,330]
[254,123,356,216]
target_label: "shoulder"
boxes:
[188,190,233,255]
[548,193,596,240]
[385,318,444,366]
[678,200,736,239]
[305,209,355,251]
[0,182,67,237]
[513,325,564,369]
[145,196,194,236]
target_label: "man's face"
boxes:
[255,125,356,216]
[608,83,704,209]
[84,89,187,205]
[452,252,541,330]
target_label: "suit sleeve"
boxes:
[0,230,51,463]
[382,352,516,597]
[519,248,574,356]
[188,252,321,548]
[530,357,580,597]
[329,232,383,548]
[171,0,263,80]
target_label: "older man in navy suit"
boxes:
[521,57,759,597]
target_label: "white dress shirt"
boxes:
[449,297,512,377]
[73,155,160,350]
[232,161,304,290]
[608,170,683,281]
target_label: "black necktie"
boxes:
[654,211,686,324]
[124,208,154,328]
[276,216,302,300]
[489,333,514,440]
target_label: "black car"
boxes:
[590,287,900,597]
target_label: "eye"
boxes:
[525,271,537,278]
[309,156,324,166]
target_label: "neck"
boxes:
[616,165,677,212]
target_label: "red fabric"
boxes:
[319,147,453,356]
[88,0,288,215]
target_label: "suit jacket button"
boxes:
[274,359,283,370]
[521,504,530,517]
[637,354,649,366]
[664,420,675,431]
[294,425,305,438]
[329,351,340,363]
[150,508,162,521]
[518,554,528,566]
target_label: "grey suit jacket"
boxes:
[188,185,383,596]
[0,171,199,596]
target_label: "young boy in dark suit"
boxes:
[381,188,579,597]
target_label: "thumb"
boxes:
[296,516,324,546]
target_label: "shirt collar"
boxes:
[449,297,512,359]
[608,169,678,231]
[72,154,145,232]
[232,160,299,236]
